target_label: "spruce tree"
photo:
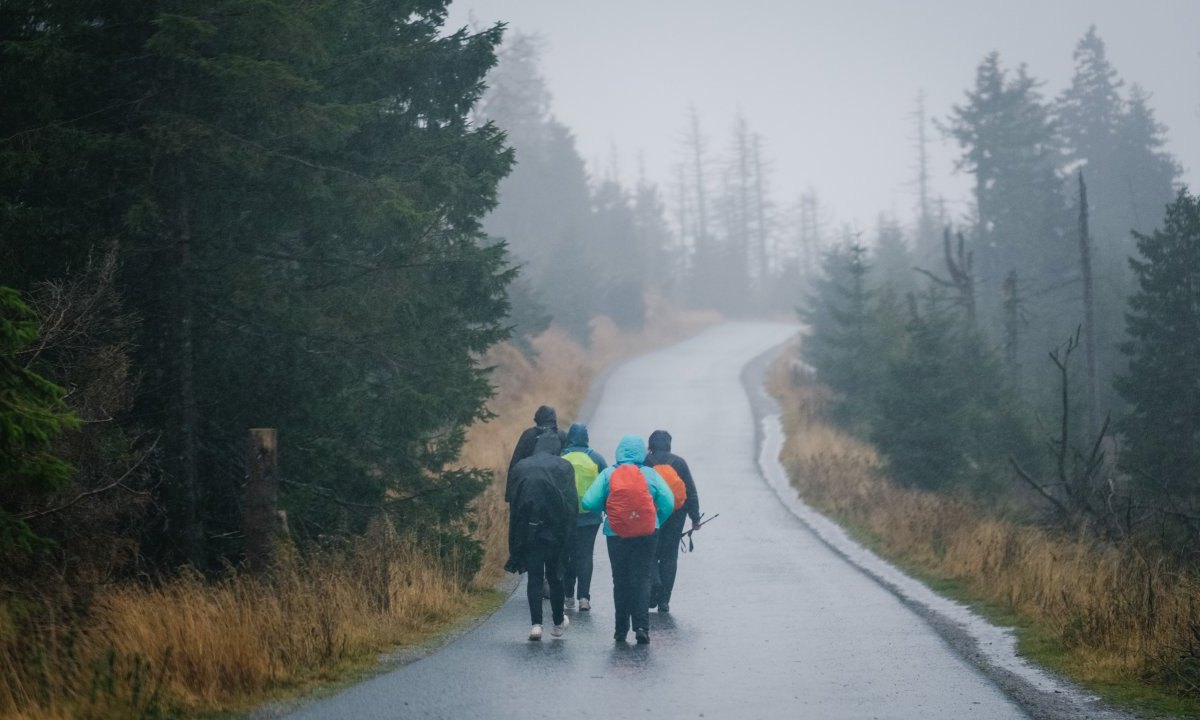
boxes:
[0,288,80,556]
[1116,189,1200,506]
[943,52,1071,393]
[800,242,882,431]
[872,215,914,296]
[1,1,517,566]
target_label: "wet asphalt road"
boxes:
[283,322,1030,720]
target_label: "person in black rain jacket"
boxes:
[505,404,564,503]
[505,433,578,641]
[644,429,701,613]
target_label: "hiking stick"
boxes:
[680,513,719,553]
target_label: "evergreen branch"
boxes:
[194,119,368,180]
[0,95,154,145]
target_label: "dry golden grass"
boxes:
[0,300,718,720]
[769,348,1200,699]
[0,522,480,719]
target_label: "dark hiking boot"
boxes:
[657,602,670,613]
[614,627,628,642]
[634,627,650,645]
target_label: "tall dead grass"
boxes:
[0,520,478,719]
[0,300,718,720]
[770,350,1200,698]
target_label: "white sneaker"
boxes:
[551,615,570,638]
[564,597,576,611]
[578,598,591,611]
[529,624,543,641]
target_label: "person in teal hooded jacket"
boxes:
[581,434,674,644]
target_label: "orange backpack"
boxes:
[605,465,656,538]
[654,464,687,512]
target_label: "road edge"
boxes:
[738,339,1140,720]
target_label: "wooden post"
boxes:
[244,428,279,572]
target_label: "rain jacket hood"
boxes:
[566,423,590,448]
[534,405,557,427]
[648,430,672,452]
[533,433,562,456]
[615,434,648,465]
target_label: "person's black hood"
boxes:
[648,429,672,452]
[534,405,557,428]
[533,433,562,456]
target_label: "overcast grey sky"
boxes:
[447,1,1199,232]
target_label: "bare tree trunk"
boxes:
[735,115,751,288]
[913,91,937,260]
[1078,171,1099,436]
[688,106,709,256]
[175,167,202,566]
[1003,269,1020,387]
[753,133,769,282]
[244,428,280,572]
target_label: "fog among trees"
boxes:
[2,0,1198,625]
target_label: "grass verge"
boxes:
[767,347,1200,718]
[0,301,717,720]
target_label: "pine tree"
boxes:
[946,54,1069,281]
[873,293,965,490]
[1,1,517,566]
[800,242,882,430]
[1116,188,1200,505]
[943,52,1071,393]
[0,288,80,556]
[874,289,1035,495]
[872,215,914,296]
[1115,85,1181,238]
[1058,27,1124,175]
[1054,29,1180,421]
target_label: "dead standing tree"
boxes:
[1008,329,1115,534]
[915,227,976,326]
[1077,171,1100,436]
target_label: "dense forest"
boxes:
[1,2,520,580]
[1,1,1198,711]
[801,30,1197,557]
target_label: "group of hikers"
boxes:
[504,405,701,645]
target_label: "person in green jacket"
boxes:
[581,434,674,644]
[560,423,607,612]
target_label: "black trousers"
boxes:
[564,522,601,600]
[653,509,687,606]
[523,540,564,626]
[606,532,657,635]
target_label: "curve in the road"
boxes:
[279,322,1051,720]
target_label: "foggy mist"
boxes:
[449,0,1199,228]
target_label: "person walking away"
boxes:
[505,434,577,641]
[560,423,607,611]
[581,434,674,644]
[505,405,563,502]
[644,429,701,613]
